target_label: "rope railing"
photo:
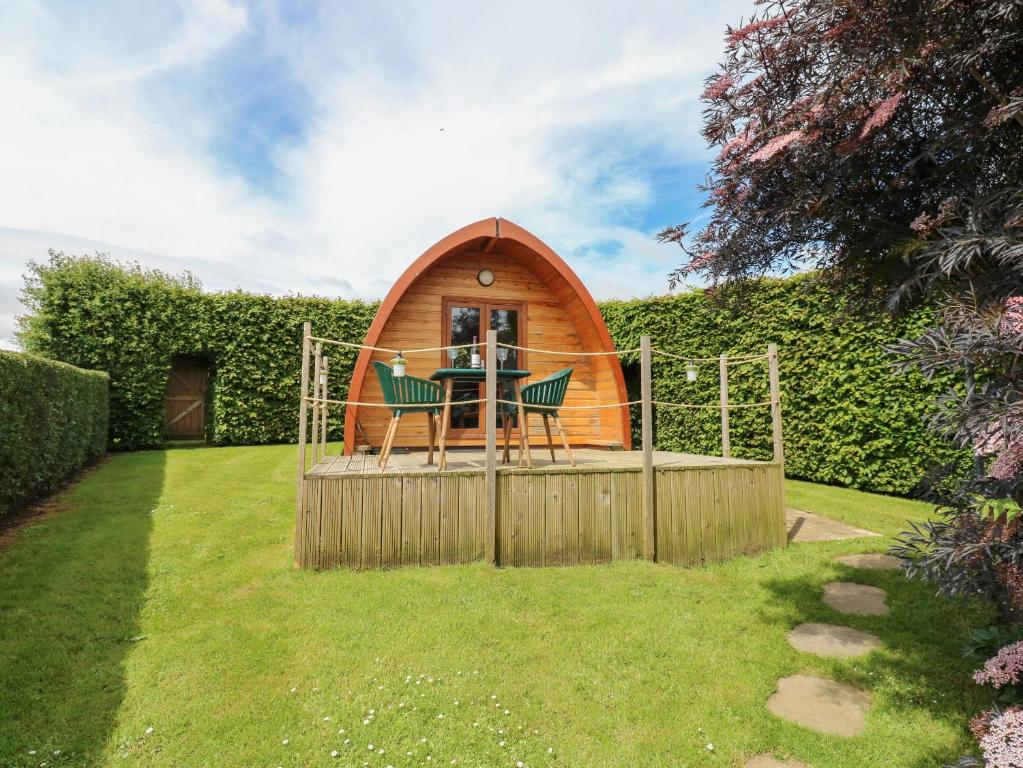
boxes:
[309,336,479,355]
[296,326,783,474]
[495,342,642,357]
[305,333,776,366]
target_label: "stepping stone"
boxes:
[767,674,871,737]
[786,508,881,542]
[745,757,811,768]
[788,622,883,658]
[823,582,889,616]
[835,553,900,570]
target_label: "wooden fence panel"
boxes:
[298,462,786,571]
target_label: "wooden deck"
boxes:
[306,448,763,476]
[296,449,786,570]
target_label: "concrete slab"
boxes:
[786,508,881,543]
[767,674,871,737]
[823,582,889,616]
[745,757,811,768]
[835,553,900,570]
[788,622,883,658]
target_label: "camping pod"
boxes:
[342,218,631,453]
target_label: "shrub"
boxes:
[0,350,108,515]
[600,276,970,494]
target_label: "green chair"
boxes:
[502,367,576,467]
[373,361,444,470]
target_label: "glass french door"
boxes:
[443,298,525,435]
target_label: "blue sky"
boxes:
[0,0,753,348]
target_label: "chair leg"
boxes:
[542,414,556,463]
[553,414,575,467]
[502,416,512,464]
[378,416,397,467]
[517,413,528,468]
[380,414,401,471]
[427,412,435,465]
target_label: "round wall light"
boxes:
[477,268,495,287]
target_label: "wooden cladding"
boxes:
[343,217,631,453]
[295,463,785,570]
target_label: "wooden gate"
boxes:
[165,356,209,439]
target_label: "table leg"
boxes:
[438,379,454,470]
[514,381,532,468]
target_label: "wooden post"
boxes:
[485,329,498,566]
[768,343,783,464]
[320,356,329,456]
[719,354,730,459]
[294,321,312,567]
[311,343,322,464]
[640,335,655,560]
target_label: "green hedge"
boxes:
[19,253,967,494]
[0,351,108,515]
[600,276,969,494]
[19,252,377,451]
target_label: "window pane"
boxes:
[449,306,480,369]
[491,309,519,369]
[448,305,481,430]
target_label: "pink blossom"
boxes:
[689,252,715,270]
[749,129,806,162]
[1002,296,1023,334]
[974,640,1023,688]
[703,74,734,101]
[975,422,1007,457]
[727,16,786,45]
[979,707,1023,768]
[823,19,855,41]
[859,92,906,139]
[990,439,1023,481]
[716,127,758,161]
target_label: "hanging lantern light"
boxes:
[686,360,698,382]
[391,351,407,378]
[318,358,329,386]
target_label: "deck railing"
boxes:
[294,321,784,567]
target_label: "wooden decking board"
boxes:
[306,449,764,478]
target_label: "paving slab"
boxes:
[786,509,881,543]
[835,553,900,570]
[767,674,871,737]
[823,582,889,616]
[788,622,883,658]
[745,757,811,768]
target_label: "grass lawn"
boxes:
[0,445,992,768]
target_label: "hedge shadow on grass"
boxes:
[753,555,991,768]
[0,451,162,766]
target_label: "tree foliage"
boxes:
[665,0,1023,624]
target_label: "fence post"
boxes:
[640,335,656,560]
[485,329,498,566]
[719,354,731,459]
[768,343,783,464]
[320,356,329,456]
[311,342,322,464]
[294,321,312,568]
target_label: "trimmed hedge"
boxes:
[19,253,378,450]
[0,351,108,515]
[600,276,969,494]
[19,253,968,494]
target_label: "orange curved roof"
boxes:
[342,217,631,452]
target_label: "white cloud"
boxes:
[0,0,749,348]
